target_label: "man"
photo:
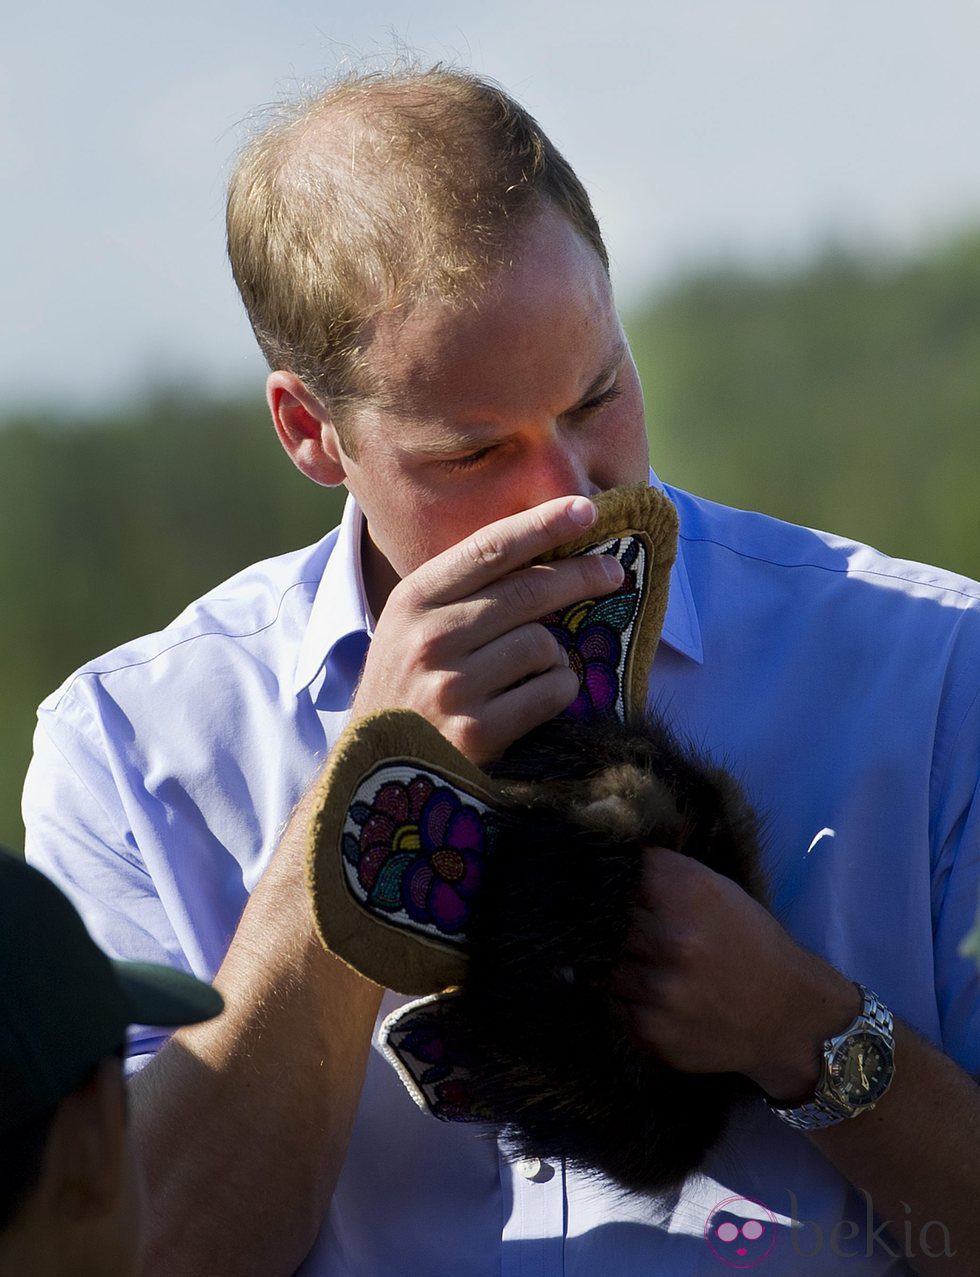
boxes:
[0,848,222,1276]
[23,67,980,1275]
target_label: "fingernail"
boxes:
[602,555,625,584]
[569,496,597,527]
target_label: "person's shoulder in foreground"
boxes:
[0,847,222,1277]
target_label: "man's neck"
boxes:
[360,523,401,622]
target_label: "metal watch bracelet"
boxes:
[768,983,895,1131]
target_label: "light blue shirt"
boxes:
[24,473,980,1276]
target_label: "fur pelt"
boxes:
[443,710,769,1194]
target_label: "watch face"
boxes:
[827,1033,894,1108]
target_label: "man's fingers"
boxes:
[468,663,582,761]
[497,555,624,620]
[608,957,670,1007]
[405,554,624,666]
[474,622,570,695]
[467,554,624,639]
[361,494,629,762]
[619,909,668,964]
[410,495,599,606]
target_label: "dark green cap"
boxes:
[0,848,223,1130]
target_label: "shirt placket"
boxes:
[499,1144,566,1277]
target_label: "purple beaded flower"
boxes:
[540,537,642,721]
[343,772,489,939]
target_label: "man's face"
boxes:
[334,203,651,585]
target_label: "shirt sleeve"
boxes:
[933,782,980,1075]
[931,671,980,1077]
[23,691,189,1068]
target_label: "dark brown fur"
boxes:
[446,710,769,1194]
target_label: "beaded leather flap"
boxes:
[307,710,500,994]
[305,485,679,996]
[535,483,677,725]
[379,991,491,1123]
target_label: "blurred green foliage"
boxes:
[2,229,978,849]
[629,231,980,576]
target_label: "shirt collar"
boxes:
[293,470,703,695]
[292,494,374,695]
[648,467,704,665]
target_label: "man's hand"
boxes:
[610,849,980,1273]
[609,848,859,1098]
[353,495,625,764]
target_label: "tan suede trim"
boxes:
[537,484,679,717]
[306,708,502,995]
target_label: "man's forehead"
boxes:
[363,333,629,425]
[331,200,626,442]
[367,202,614,354]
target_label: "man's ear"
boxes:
[47,1057,127,1224]
[266,371,348,487]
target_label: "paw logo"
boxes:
[704,1196,777,1268]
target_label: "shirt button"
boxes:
[515,1157,554,1182]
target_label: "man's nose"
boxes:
[519,439,596,506]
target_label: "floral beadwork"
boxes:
[540,534,646,722]
[382,995,493,1123]
[341,765,494,944]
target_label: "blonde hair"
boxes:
[226,66,608,440]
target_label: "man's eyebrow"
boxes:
[569,344,628,410]
[406,426,501,456]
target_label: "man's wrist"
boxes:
[750,964,863,1103]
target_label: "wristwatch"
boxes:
[768,983,896,1131]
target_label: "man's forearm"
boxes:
[756,953,980,1274]
[130,798,382,1277]
[806,1020,980,1276]
[613,852,980,1273]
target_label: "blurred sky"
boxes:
[4,0,980,413]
